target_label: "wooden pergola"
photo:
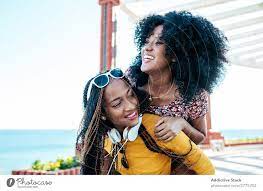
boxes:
[118,0,263,70]
[98,0,263,146]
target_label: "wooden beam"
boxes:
[230,37,263,49]
[239,54,263,60]
[143,0,236,15]
[230,33,263,48]
[208,2,263,21]
[230,56,263,69]
[119,0,139,23]
[165,0,233,12]
[230,53,263,69]
[220,16,263,31]
[237,63,263,69]
[227,28,263,41]
[230,47,263,56]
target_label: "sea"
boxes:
[0,130,77,175]
[0,129,263,175]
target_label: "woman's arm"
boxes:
[155,91,209,145]
[155,115,207,144]
[183,114,207,144]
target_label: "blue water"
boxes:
[220,129,263,140]
[0,129,263,174]
[0,130,77,175]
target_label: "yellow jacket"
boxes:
[104,113,215,175]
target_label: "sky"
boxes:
[0,0,262,130]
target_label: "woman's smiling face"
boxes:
[141,25,170,74]
[103,79,139,131]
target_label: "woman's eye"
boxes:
[156,41,164,45]
[112,102,121,108]
[145,39,150,44]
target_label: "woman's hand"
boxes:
[154,116,185,142]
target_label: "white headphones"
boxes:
[107,115,142,144]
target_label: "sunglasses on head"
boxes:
[86,68,124,100]
[92,68,124,88]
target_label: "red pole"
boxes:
[98,0,120,72]
[100,5,104,72]
[106,2,113,71]
[207,95,212,130]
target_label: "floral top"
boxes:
[125,68,208,121]
[146,90,208,121]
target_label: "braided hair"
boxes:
[76,74,193,174]
[76,78,106,174]
[76,76,142,174]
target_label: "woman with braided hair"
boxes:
[76,68,215,175]
[126,11,228,174]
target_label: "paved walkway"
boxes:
[204,144,263,175]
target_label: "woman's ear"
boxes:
[101,104,107,121]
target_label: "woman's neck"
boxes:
[147,69,174,95]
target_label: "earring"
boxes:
[101,116,106,121]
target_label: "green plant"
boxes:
[32,160,44,170]
[31,156,80,171]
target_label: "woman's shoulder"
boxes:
[187,89,208,106]
[193,89,208,100]
[186,89,209,120]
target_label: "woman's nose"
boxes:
[125,99,137,111]
[144,42,153,51]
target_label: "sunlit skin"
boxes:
[103,79,139,133]
[141,25,170,75]
[141,25,176,106]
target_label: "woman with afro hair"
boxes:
[126,11,228,174]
